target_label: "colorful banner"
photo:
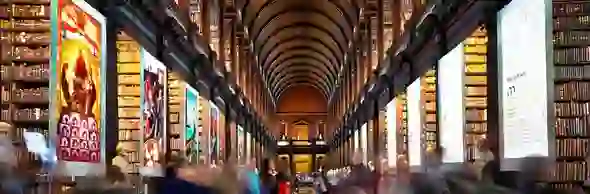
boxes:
[141,48,167,171]
[246,132,252,161]
[209,103,219,163]
[185,85,199,162]
[237,125,244,163]
[51,0,106,167]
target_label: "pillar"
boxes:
[104,6,119,166]
[372,100,380,164]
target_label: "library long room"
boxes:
[0,0,586,193]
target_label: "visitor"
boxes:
[275,160,292,194]
[244,158,262,194]
[0,136,24,194]
[424,147,449,194]
[517,156,559,194]
[158,157,214,194]
[260,158,278,194]
[338,151,374,194]
[212,158,240,194]
[106,165,130,188]
[313,172,328,194]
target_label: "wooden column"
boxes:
[241,45,248,93]
[358,25,365,95]
[343,71,349,117]
[372,100,381,164]
[218,0,225,71]
[237,37,243,88]
[104,15,119,165]
[347,60,353,113]
[230,21,238,82]
[201,0,210,44]
[365,20,372,84]
[377,0,384,65]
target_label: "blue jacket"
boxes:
[159,169,213,194]
[246,171,262,194]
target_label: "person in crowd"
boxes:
[260,158,278,194]
[377,157,407,194]
[313,172,328,194]
[475,160,514,194]
[423,147,450,194]
[244,158,262,194]
[377,155,412,194]
[274,160,292,194]
[480,160,500,185]
[517,156,560,194]
[112,143,131,174]
[158,156,214,194]
[474,138,495,180]
[106,165,130,188]
[338,151,374,194]
[319,166,331,194]
[0,136,25,194]
[69,186,135,194]
[212,157,240,194]
[346,186,367,194]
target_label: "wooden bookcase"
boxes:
[463,28,488,162]
[115,33,141,174]
[198,96,209,163]
[398,94,408,159]
[551,1,590,190]
[422,70,437,152]
[167,72,184,157]
[0,0,51,167]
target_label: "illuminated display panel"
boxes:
[51,0,107,176]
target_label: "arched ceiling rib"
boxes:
[259,30,344,61]
[264,51,336,79]
[276,82,328,100]
[241,0,357,100]
[262,45,338,74]
[259,36,343,68]
[274,78,329,99]
[267,62,335,88]
[269,69,332,94]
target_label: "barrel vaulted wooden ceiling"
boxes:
[240,0,358,101]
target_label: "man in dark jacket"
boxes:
[158,161,214,194]
[517,156,561,194]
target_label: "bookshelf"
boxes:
[422,70,437,152]
[198,96,208,163]
[0,0,51,167]
[167,72,183,156]
[195,95,203,163]
[552,1,590,190]
[398,95,408,158]
[463,28,488,162]
[116,33,141,174]
[189,0,203,35]
[384,96,407,164]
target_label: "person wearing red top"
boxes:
[278,180,291,194]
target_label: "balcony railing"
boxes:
[278,138,327,147]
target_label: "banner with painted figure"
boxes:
[140,48,167,176]
[237,125,244,163]
[51,0,106,176]
[185,86,199,162]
